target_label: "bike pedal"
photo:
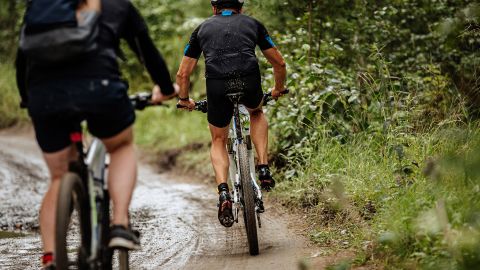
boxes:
[255,199,265,213]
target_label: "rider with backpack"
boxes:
[16,0,176,268]
[171,0,287,227]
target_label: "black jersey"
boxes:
[184,11,275,79]
[16,0,175,102]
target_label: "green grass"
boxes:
[0,231,25,239]
[0,63,28,128]
[273,123,480,269]
[134,105,214,179]
[134,105,210,152]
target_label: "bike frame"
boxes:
[70,133,110,266]
[59,92,154,269]
[226,94,263,223]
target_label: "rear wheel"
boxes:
[238,143,259,255]
[55,173,91,269]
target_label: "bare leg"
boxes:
[247,106,269,165]
[101,126,136,227]
[208,124,230,185]
[40,146,74,253]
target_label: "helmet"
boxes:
[210,0,244,8]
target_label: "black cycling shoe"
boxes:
[109,225,141,250]
[41,264,56,270]
[218,191,234,227]
[258,166,275,191]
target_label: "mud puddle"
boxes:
[0,129,321,269]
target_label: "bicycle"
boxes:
[55,92,157,270]
[178,89,288,255]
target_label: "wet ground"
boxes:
[0,128,319,269]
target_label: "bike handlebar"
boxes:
[262,89,289,105]
[177,89,289,113]
[129,92,166,111]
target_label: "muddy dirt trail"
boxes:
[0,129,321,270]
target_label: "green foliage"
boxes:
[254,0,480,268]
[120,0,210,94]
[0,63,28,128]
[0,1,479,268]
[0,0,24,62]
[274,123,480,269]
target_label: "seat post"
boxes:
[227,93,244,143]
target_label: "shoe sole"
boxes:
[219,201,234,227]
[109,237,141,250]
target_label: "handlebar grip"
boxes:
[263,89,289,105]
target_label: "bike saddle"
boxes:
[226,92,244,101]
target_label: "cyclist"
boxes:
[15,0,176,268]
[172,0,287,227]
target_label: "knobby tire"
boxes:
[238,143,259,255]
[118,249,129,270]
[55,172,91,269]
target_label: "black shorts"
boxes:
[206,72,263,128]
[27,79,135,153]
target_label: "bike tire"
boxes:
[238,143,259,255]
[55,172,91,269]
[118,249,130,270]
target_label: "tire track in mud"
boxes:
[0,130,318,270]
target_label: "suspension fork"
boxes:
[85,139,107,259]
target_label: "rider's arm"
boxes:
[262,48,286,93]
[256,20,287,94]
[123,3,174,95]
[176,57,198,99]
[177,26,202,99]
[15,49,28,108]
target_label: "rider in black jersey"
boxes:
[16,0,176,268]
[170,0,287,227]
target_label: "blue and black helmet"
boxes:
[211,0,244,8]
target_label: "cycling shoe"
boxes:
[258,166,275,191]
[109,225,141,250]
[218,191,234,227]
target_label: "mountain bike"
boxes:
[55,92,157,270]
[179,89,288,255]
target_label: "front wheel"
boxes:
[55,172,91,269]
[238,143,259,255]
[118,249,130,270]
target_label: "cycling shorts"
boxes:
[206,72,263,128]
[27,79,135,153]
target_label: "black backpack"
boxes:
[19,0,100,65]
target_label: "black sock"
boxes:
[256,164,269,170]
[218,183,229,193]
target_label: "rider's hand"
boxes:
[272,88,285,100]
[151,84,179,104]
[177,98,196,111]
